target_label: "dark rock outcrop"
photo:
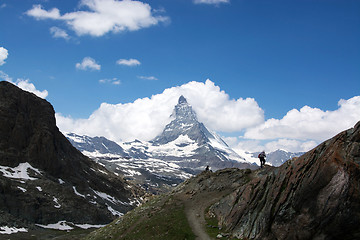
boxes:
[210,121,360,239]
[0,81,143,228]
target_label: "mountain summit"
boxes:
[152,95,215,145]
[150,95,254,170]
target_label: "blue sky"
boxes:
[1,0,359,153]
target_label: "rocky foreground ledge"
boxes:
[85,121,360,240]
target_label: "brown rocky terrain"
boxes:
[209,120,360,239]
[0,81,143,234]
[85,120,360,240]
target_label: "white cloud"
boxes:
[0,3,7,9]
[138,75,158,81]
[26,0,169,37]
[0,47,8,66]
[26,4,61,20]
[54,77,360,153]
[264,139,317,153]
[0,71,48,99]
[50,26,70,40]
[226,136,318,154]
[76,57,101,71]
[56,79,264,143]
[116,58,140,66]
[0,71,12,82]
[244,96,360,141]
[99,78,121,85]
[16,79,49,99]
[193,0,229,5]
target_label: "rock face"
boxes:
[0,81,142,229]
[210,121,360,239]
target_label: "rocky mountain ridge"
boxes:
[85,120,360,240]
[0,81,143,236]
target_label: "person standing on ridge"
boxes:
[258,151,266,168]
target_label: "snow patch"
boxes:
[93,190,122,205]
[74,223,106,229]
[0,226,28,234]
[73,186,86,198]
[65,133,86,144]
[0,162,42,180]
[36,221,73,231]
[53,196,61,208]
[17,186,27,192]
[106,204,123,216]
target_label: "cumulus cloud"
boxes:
[0,71,48,99]
[56,79,264,142]
[50,26,70,40]
[263,139,317,153]
[26,5,61,19]
[193,0,229,5]
[76,57,101,71]
[138,75,158,81]
[0,47,8,66]
[26,0,169,37]
[244,96,360,141]
[99,78,121,85]
[16,79,49,99]
[116,58,140,66]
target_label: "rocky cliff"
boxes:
[209,120,360,239]
[0,81,143,231]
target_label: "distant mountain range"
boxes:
[253,149,304,167]
[66,95,303,192]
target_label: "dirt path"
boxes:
[183,190,232,240]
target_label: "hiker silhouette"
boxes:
[258,151,266,168]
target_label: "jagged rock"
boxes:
[0,81,143,229]
[210,121,360,240]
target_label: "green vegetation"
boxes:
[84,195,196,240]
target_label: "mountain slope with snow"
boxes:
[65,96,257,193]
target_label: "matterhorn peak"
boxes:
[171,95,197,122]
[178,95,187,104]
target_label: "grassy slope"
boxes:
[83,194,196,240]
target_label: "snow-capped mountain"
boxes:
[263,149,304,167]
[66,133,129,157]
[247,149,304,167]
[66,96,256,193]
[150,95,253,169]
